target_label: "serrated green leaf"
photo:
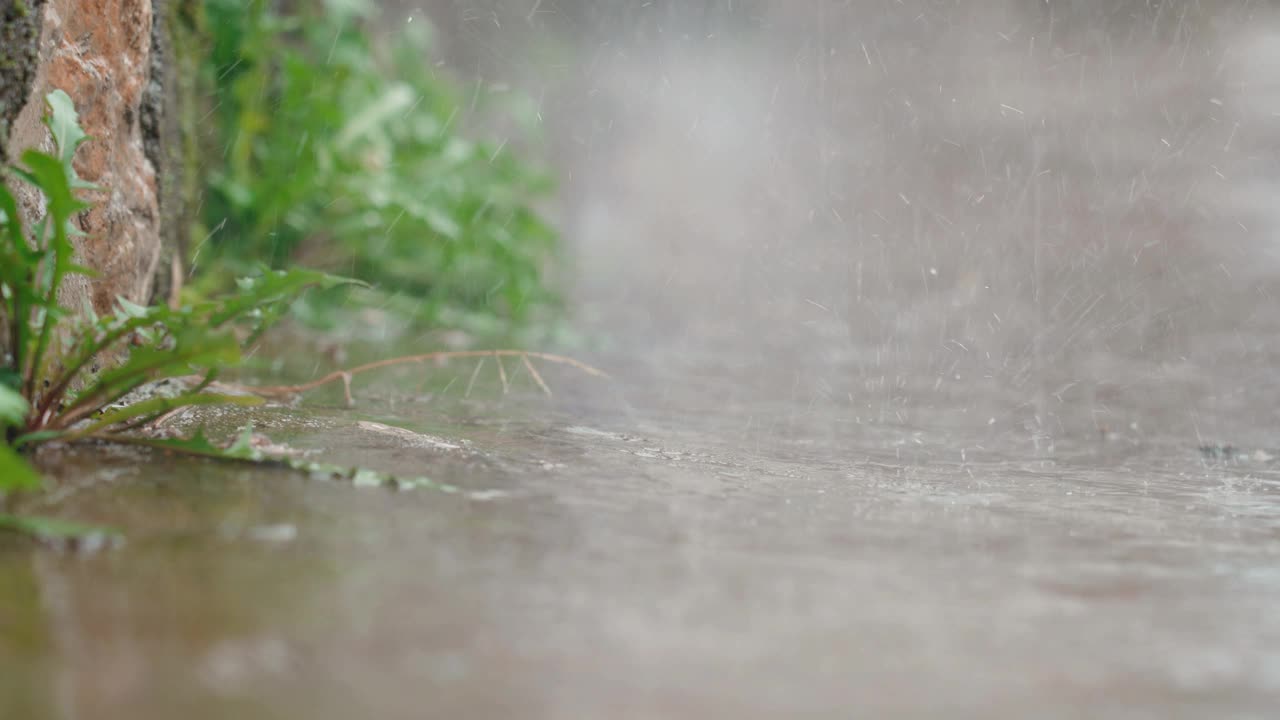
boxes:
[69,329,242,410]
[68,393,264,439]
[44,90,89,179]
[19,151,89,224]
[137,427,233,457]
[98,424,450,491]
[0,184,29,258]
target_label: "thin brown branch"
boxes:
[494,355,509,394]
[464,358,485,398]
[232,350,608,402]
[520,354,552,396]
[340,372,353,408]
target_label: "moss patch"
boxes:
[142,0,207,302]
[0,0,44,165]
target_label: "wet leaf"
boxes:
[336,83,415,150]
[70,393,265,439]
[43,90,91,186]
[0,446,42,492]
[97,425,454,493]
[0,513,121,548]
[18,152,89,225]
[120,428,263,462]
[10,430,63,449]
[115,296,149,318]
[423,206,462,240]
[0,384,27,426]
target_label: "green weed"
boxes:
[1,90,356,538]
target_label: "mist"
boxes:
[392,0,1280,457]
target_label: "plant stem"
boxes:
[25,222,68,405]
[35,320,146,422]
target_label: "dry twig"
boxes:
[224,350,608,407]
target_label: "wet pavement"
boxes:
[5,1,1280,718]
[3,389,1279,719]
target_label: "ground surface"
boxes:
[2,384,1278,719]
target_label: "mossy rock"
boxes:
[0,0,45,166]
[144,0,208,304]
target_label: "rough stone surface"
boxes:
[5,0,162,315]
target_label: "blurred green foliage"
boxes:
[199,0,560,335]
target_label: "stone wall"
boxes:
[0,0,199,322]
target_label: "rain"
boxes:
[3,1,1280,717]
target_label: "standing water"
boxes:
[4,1,1280,718]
